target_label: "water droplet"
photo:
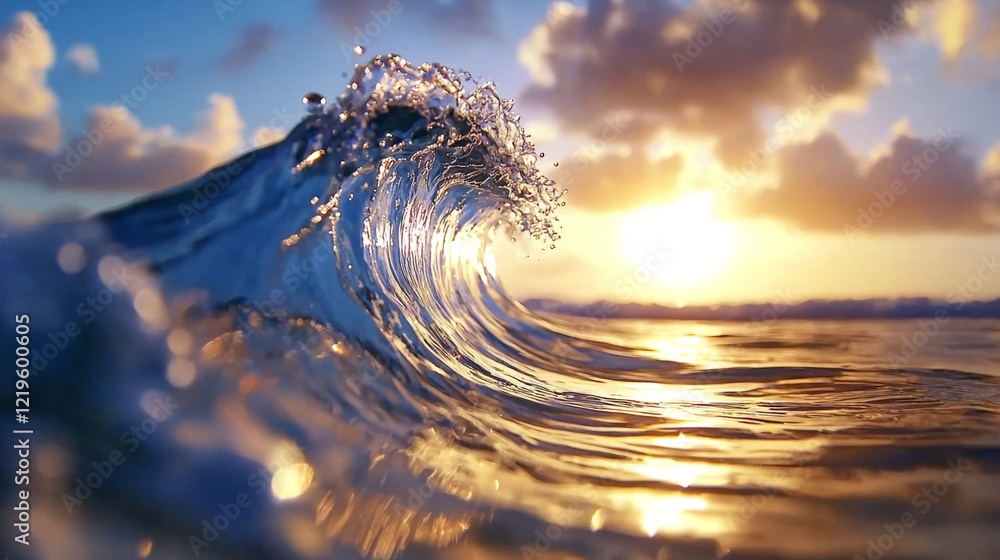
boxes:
[353,45,365,57]
[302,92,326,114]
[540,152,545,157]
[341,72,348,78]
[553,162,559,167]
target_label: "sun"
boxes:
[619,192,735,284]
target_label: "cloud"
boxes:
[519,0,903,166]
[219,23,277,72]
[0,12,61,164]
[516,0,1000,230]
[985,142,1000,175]
[931,0,975,63]
[45,94,246,192]
[524,120,559,145]
[734,128,1000,234]
[319,0,499,38]
[984,143,1000,220]
[555,151,684,212]
[251,126,285,147]
[956,0,1000,59]
[984,10,1000,56]
[66,43,99,75]
[0,12,255,193]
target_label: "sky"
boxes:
[1,0,999,306]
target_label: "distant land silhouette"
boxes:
[526,297,1000,321]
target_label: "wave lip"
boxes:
[95,53,590,425]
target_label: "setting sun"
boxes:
[620,193,736,284]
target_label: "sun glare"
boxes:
[619,192,735,285]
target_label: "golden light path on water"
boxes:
[390,321,844,553]
[355,316,996,558]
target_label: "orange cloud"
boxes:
[519,0,902,166]
[555,152,685,212]
[932,0,975,62]
[736,129,1000,235]
[0,12,61,161]
[46,95,247,192]
[66,43,100,75]
[0,12,264,193]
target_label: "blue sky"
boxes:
[4,0,551,153]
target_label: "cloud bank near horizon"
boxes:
[519,0,1000,235]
